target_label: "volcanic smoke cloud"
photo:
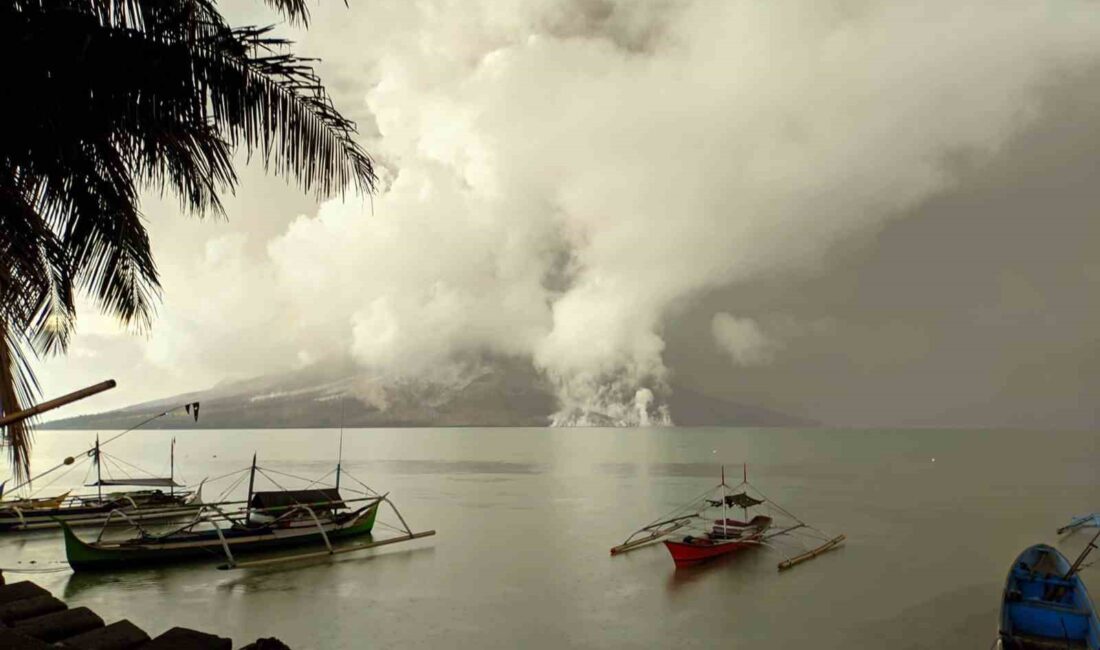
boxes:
[126,1,1100,425]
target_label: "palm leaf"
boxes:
[0,0,374,471]
[0,318,41,482]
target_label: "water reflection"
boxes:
[63,567,175,600]
[663,546,774,596]
[215,546,437,594]
[595,462,638,477]
[365,460,545,475]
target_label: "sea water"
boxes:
[2,427,1097,649]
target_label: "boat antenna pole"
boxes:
[245,453,257,523]
[95,434,102,501]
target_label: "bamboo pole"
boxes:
[610,516,696,555]
[217,530,437,570]
[1065,529,1100,579]
[0,380,116,429]
[610,524,689,556]
[777,534,846,571]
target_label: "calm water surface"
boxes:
[2,427,1098,648]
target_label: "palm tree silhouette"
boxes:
[0,0,375,478]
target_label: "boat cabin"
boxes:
[249,489,346,517]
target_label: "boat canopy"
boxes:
[250,489,345,512]
[708,493,765,508]
[86,478,181,488]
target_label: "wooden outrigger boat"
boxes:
[0,428,203,532]
[997,534,1100,649]
[61,453,434,572]
[611,465,845,570]
[1,483,202,532]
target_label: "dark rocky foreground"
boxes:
[0,573,289,649]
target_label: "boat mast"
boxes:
[743,463,748,520]
[94,434,102,501]
[245,453,257,522]
[336,401,345,492]
[170,437,175,496]
[336,436,343,492]
[721,465,727,534]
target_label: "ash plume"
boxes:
[37,1,1100,427]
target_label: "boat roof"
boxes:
[250,488,345,511]
[87,478,182,488]
[725,493,764,508]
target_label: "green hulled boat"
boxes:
[61,495,380,571]
[61,450,436,572]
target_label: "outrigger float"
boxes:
[611,465,845,569]
[60,453,435,572]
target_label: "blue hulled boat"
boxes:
[999,542,1100,649]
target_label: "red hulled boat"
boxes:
[663,514,772,567]
[611,465,845,571]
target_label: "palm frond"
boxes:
[7,5,374,201]
[56,143,161,330]
[0,317,40,483]
[0,0,373,469]
[0,176,76,353]
[202,25,376,196]
[263,0,311,25]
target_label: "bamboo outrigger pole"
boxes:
[218,530,438,570]
[777,534,847,571]
[0,379,116,429]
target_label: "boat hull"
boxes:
[664,538,758,567]
[999,544,1100,649]
[0,492,70,511]
[62,503,379,571]
[0,491,200,532]
[0,504,203,532]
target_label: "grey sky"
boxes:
[34,1,1100,428]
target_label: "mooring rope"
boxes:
[101,452,160,480]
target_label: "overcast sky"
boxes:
[34,0,1100,429]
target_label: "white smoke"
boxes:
[712,314,781,367]
[66,1,1100,423]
